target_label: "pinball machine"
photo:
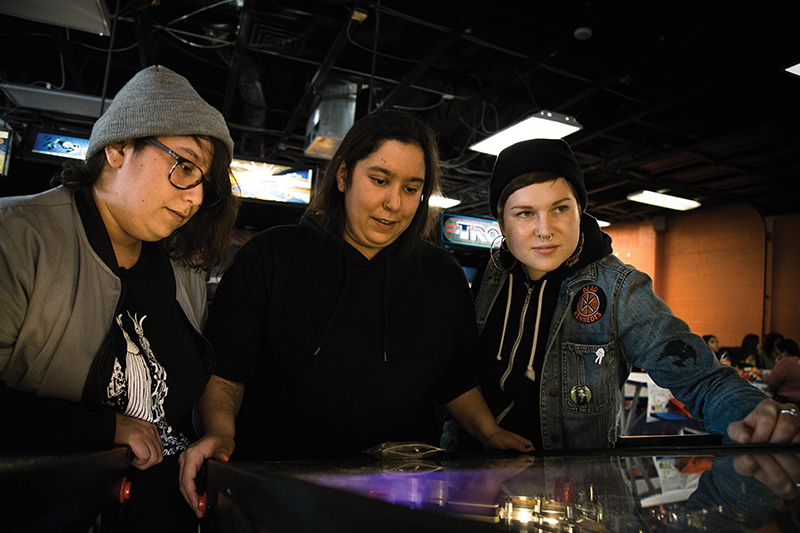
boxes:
[3,436,799,532]
[199,435,800,533]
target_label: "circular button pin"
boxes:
[570,385,592,405]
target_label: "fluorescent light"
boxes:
[785,62,800,77]
[429,195,461,208]
[627,190,700,211]
[469,110,583,156]
[0,0,111,35]
[0,83,112,118]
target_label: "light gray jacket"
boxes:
[0,186,207,402]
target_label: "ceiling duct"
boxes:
[304,80,356,160]
[243,10,315,54]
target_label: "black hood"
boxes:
[561,213,614,276]
[300,212,398,360]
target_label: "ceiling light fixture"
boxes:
[429,195,461,209]
[784,62,800,77]
[0,83,112,118]
[0,0,111,35]
[469,110,583,156]
[626,190,701,211]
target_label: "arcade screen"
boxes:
[0,129,11,175]
[230,157,313,205]
[30,131,89,160]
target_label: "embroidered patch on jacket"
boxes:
[660,340,697,367]
[572,285,607,324]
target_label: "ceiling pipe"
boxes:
[99,0,122,117]
[222,0,257,118]
[275,9,357,151]
[374,1,490,112]
[131,0,156,68]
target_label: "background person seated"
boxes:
[763,340,800,403]
[759,332,784,371]
[703,335,720,359]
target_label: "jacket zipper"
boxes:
[499,283,533,391]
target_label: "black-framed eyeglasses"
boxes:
[143,138,221,207]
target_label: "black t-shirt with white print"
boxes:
[102,242,206,456]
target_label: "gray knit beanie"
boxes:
[86,65,234,160]
[489,138,586,218]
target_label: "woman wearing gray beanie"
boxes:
[443,138,800,453]
[0,65,238,531]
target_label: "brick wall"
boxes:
[603,206,800,348]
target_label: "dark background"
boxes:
[1,0,799,228]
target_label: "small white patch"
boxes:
[595,347,605,365]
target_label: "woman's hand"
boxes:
[114,413,163,470]
[727,399,800,444]
[445,387,533,453]
[483,427,534,453]
[177,375,244,517]
[179,433,235,517]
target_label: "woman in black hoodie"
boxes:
[179,111,532,517]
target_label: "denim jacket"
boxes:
[474,253,767,450]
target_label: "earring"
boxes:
[490,235,517,272]
[565,233,585,267]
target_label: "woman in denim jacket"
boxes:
[446,138,800,451]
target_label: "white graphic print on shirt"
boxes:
[104,311,190,455]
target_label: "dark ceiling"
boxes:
[1,0,799,223]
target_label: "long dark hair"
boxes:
[306,110,442,256]
[739,333,760,357]
[776,339,800,357]
[732,333,760,367]
[52,136,239,270]
[762,332,784,357]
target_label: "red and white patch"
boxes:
[572,285,607,324]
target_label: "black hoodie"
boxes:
[206,214,479,459]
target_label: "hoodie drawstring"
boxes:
[314,259,352,356]
[382,258,391,362]
[525,280,547,381]
[496,275,547,383]
[313,249,391,363]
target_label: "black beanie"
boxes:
[489,138,586,218]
